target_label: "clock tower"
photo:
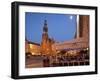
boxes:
[41,20,53,55]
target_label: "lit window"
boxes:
[30,44,33,49]
[32,52,35,55]
[87,48,89,50]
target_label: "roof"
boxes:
[25,39,40,46]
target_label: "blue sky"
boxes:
[25,12,76,44]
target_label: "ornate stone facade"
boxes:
[41,20,54,55]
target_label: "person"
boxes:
[43,56,50,67]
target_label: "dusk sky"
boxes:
[25,12,76,44]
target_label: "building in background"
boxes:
[25,39,41,56]
[52,15,89,56]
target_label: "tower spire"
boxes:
[43,19,48,33]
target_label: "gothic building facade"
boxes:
[25,20,55,56]
[41,20,55,55]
